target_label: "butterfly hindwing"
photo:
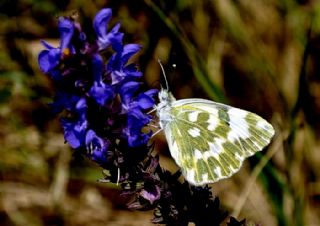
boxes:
[164,98,275,185]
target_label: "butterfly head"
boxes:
[156,89,176,128]
[158,89,176,108]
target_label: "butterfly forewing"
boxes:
[164,98,275,186]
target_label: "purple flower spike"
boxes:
[93,8,123,51]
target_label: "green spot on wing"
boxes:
[218,109,230,125]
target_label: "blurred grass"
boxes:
[1,0,320,225]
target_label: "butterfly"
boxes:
[155,69,275,186]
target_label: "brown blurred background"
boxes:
[1,0,320,225]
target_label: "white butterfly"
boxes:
[155,66,275,186]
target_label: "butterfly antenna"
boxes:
[158,59,169,91]
[116,167,120,186]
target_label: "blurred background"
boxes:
[1,0,320,225]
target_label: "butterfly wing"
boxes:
[163,98,275,186]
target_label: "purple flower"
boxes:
[38,42,61,78]
[61,97,87,149]
[38,17,75,78]
[118,82,157,147]
[119,81,141,110]
[61,117,87,149]
[119,81,157,111]
[85,130,109,164]
[125,108,152,147]
[88,54,114,106]
[107,44,143,84]
[93,8,123,51]
[140,172,161,205]
[118,82,156,147]
[140,185,161,205]
[58,17,75,56]
[50,92,80,114]
[133,89,158,110]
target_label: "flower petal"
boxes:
[41,40,55,49]
[140,185,161,205]
[119,81,140,107]
[109,22,123,51]
[89,54,114,105]
[93,8,123,50]
[93,8,112,38]
[135,93,155,110]
[121,44,142,64]
[91,54,104,82]
[89,82,114,106]
[85,130,109,164]
[125,108,152,147]
[50,92,80,114]
[61,118,87,149]
[58,17,75,53]
[38,48,60,74]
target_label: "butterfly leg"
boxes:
[151,128,163,138]
[147,107,157,114]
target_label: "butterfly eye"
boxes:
[158,90,169,101]
[162,93,168,100]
